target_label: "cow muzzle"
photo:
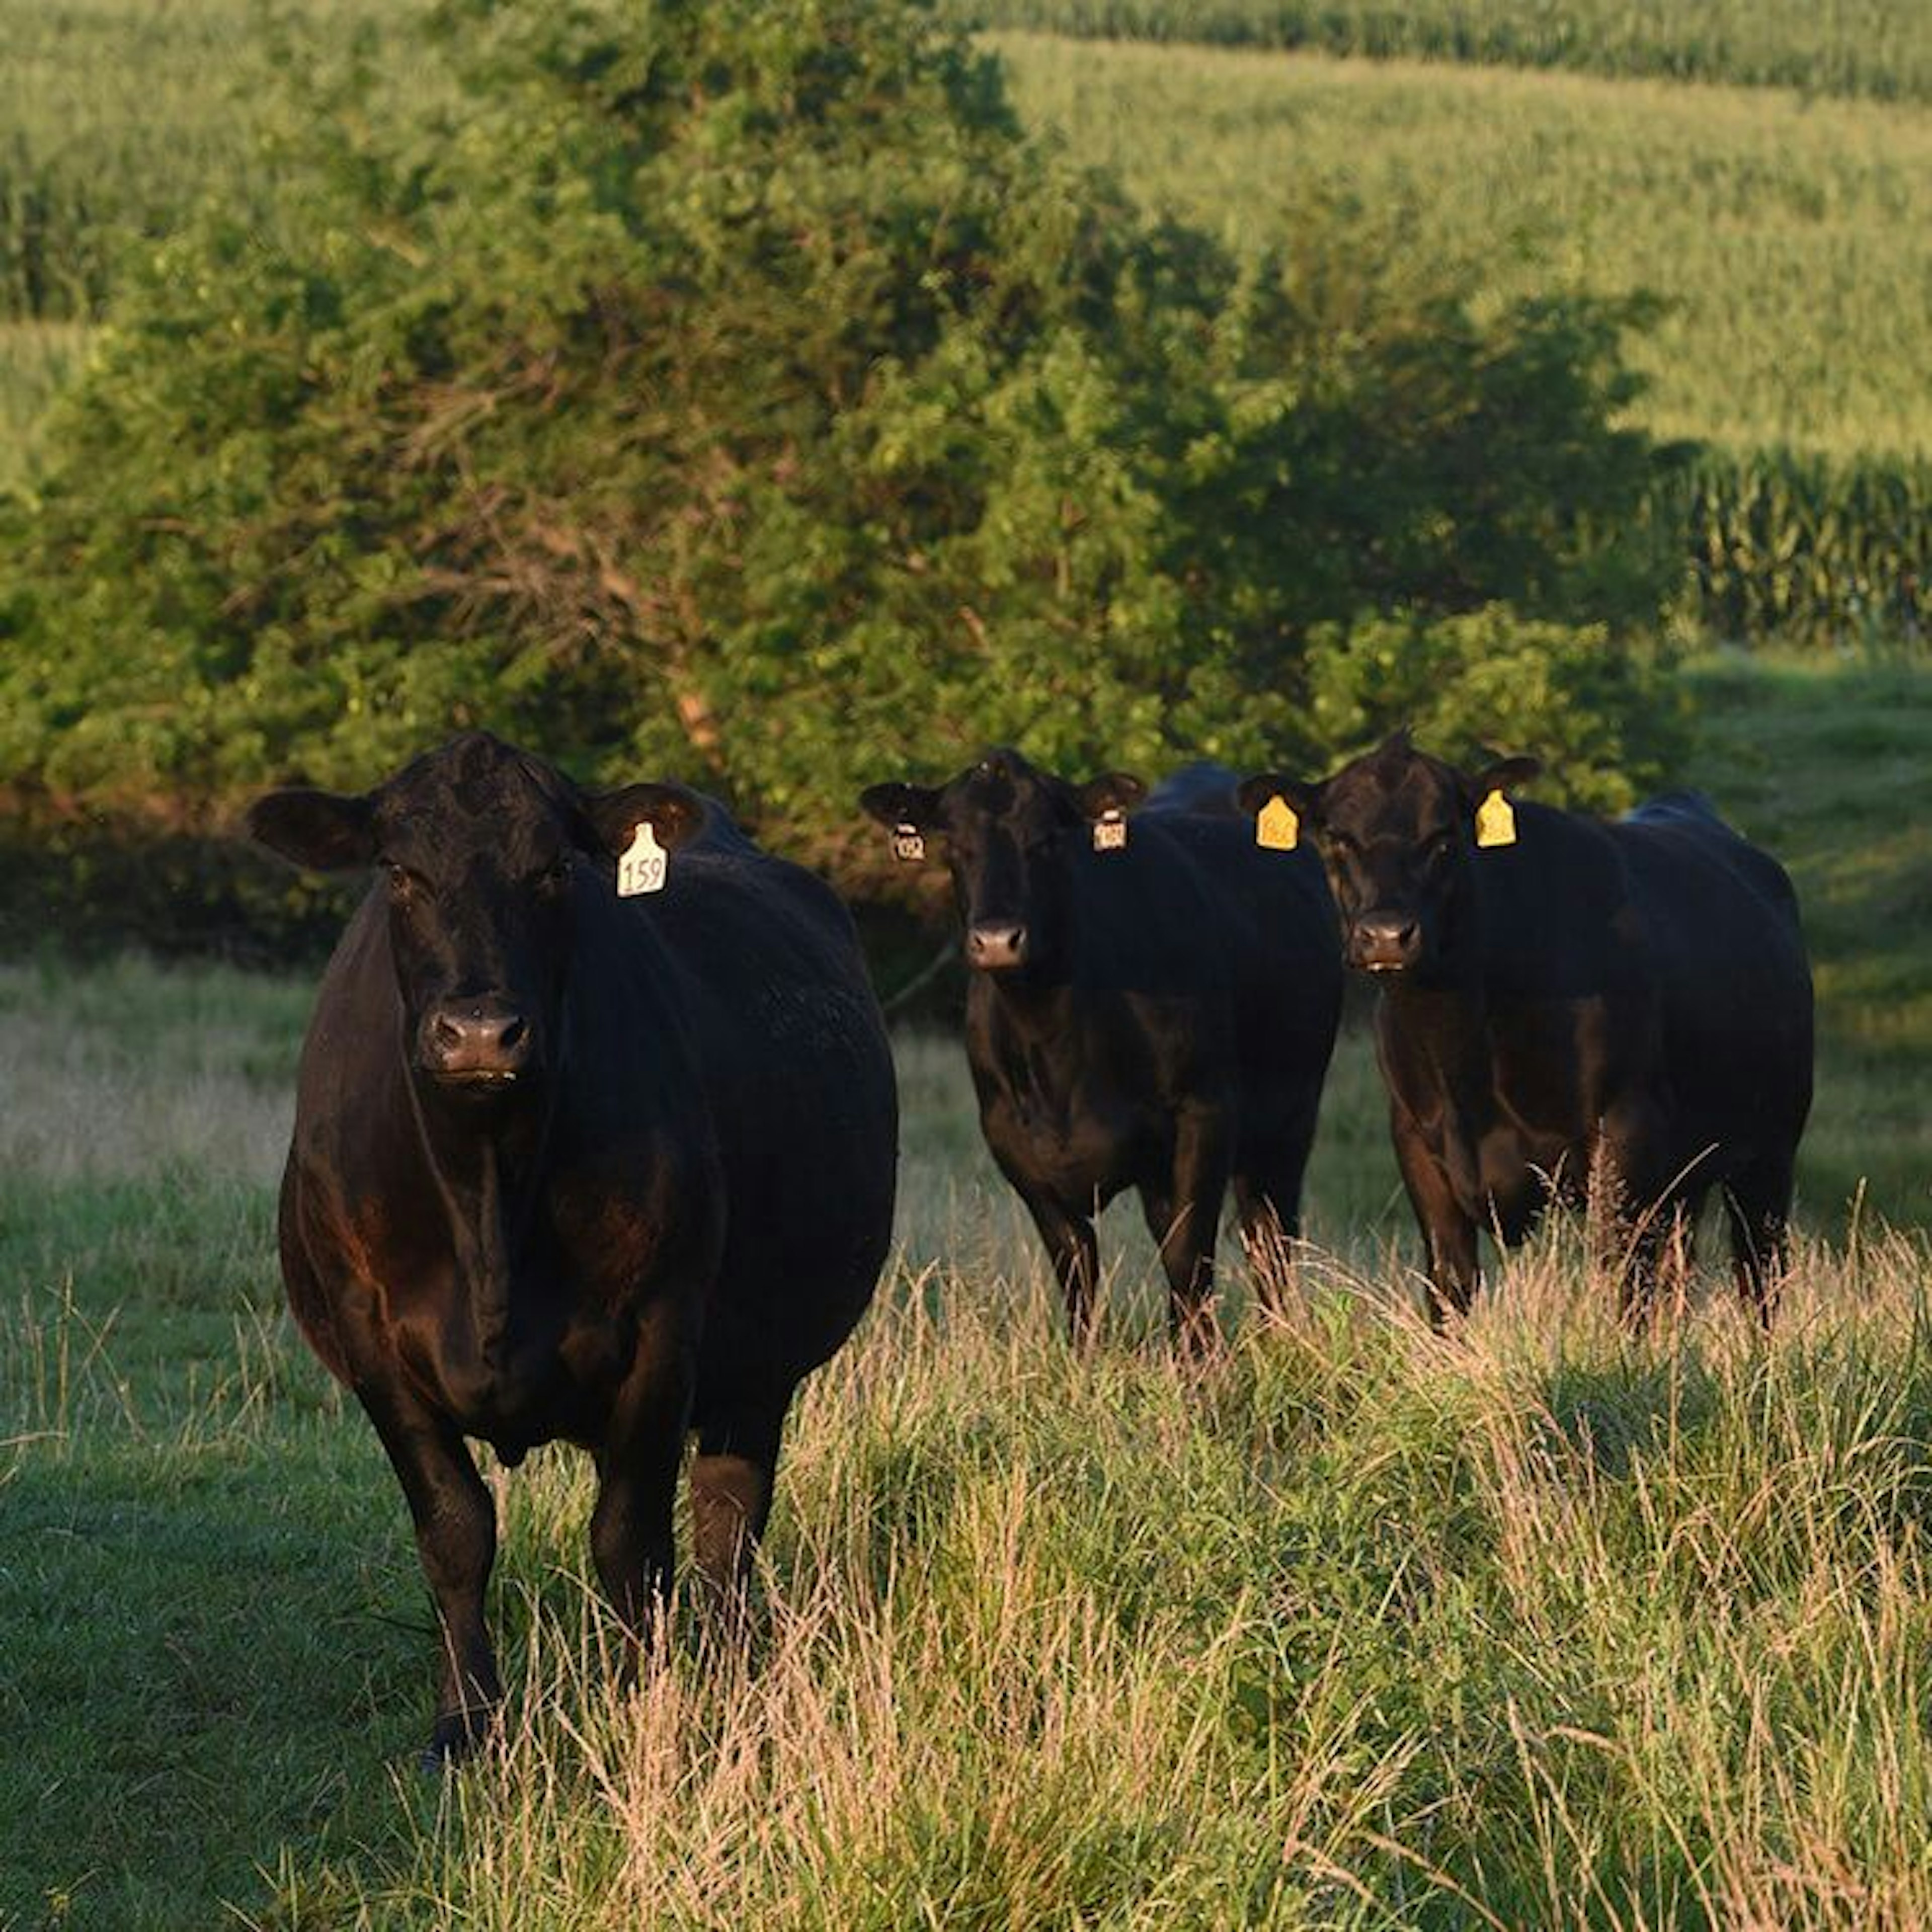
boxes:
[420,997,537,1088]
[965,922,1029,972]
[1348,913,1422,975]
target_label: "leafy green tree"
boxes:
[0,0,1680,890]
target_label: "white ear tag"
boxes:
[892,823,926,863]
[617,821,668,896]
[1092,809,1128,853]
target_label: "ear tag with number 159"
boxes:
[1256,795,1299,851]
[1092,810,1128,853]
[1475,789,1517,849]
[892,824,926,863]
[617,821,668,896]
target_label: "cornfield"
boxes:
[956,0,1932,103]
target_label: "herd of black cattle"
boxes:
[244,729,1813,1763]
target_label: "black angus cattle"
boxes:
[248,734,897,1765]
[860,750,1341,1349]
[1237,732,1813,1324]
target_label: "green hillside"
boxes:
[997,33,1932,463]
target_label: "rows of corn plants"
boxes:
[954,0,1932,103]
[998,33,1932,647]
[1684,454,1932,650]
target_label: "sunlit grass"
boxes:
[7,653,1932,1923]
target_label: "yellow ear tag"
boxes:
[1475,789,1517,849]
[617,821,668,896]
[891,823,926,863]
[1091,810,1128,854]
[1256,795,1299,851]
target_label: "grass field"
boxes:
[5,656,1932,1928]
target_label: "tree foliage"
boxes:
[0,0,1680,886]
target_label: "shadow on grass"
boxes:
[0,1430,427,1930]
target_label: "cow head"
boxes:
[248,734,703,1098]
[859,749,1144,975]
[1237,732,1539,977]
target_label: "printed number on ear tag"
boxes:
[892,824,926,863]
[1475,789,1517,849]
[1256,795,1299,852]
[1092,810,1128,854]
[617,822,668,896]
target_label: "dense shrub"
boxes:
[0,0,1677,895]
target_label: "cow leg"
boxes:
[1146,1113,1229,1355]
[1390,1113,1479,1325]
[689,1390,790,1609]
[1595,1098,1683,1325]
[1233,1102,1316,1319]
[589,1306,696,1682]
[1017,1189,1101,1347]
[357,1379,502,1769]
[1724,1159,1795,1328]
[1233,1175,1296,1318]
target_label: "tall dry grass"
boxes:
[4,958,1930,1926]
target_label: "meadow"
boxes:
[5,656,1932,1928]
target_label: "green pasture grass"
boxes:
[961,0,1932,104]
[6,656,1932,1927]
[6,979,1932,1926]
[1686,652,1932,1228]
[995,33,1932,463]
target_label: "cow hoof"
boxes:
[421,1705,498,1774]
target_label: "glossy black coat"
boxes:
[1241,738,1813,1322]
[863,751,1341,1348]
[251,735,896,1763]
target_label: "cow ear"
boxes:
[581,782,707,857]
[246,788,377,871]
[1074,772,1146,821]
[1235,773,1322,822]
[1466,755,1541,805]
[858,781,944,832]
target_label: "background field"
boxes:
[996,34,1932,464]
[7,1,1932,467]
[958,0,1932,102]
[5,658,1932,1928]
[7,2,1931,642]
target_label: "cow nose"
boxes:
[424,1000,534,1081]
[1351,914,1421,973]
[967,922,1029,971]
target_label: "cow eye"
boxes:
[385,862,415,898]
[537,856,574,895]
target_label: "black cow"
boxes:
[248,733,897,1765]
[1238,733,1813,1323]
[860,749,1341,1348]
